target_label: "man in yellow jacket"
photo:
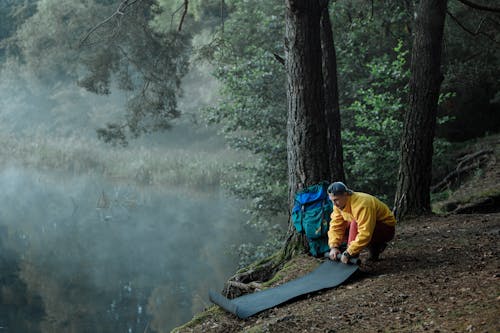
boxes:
[327,182,396,264]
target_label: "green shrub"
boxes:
[342,41,408,201]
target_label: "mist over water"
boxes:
[0,166,254,332]
[0,56,255,331]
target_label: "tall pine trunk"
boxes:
[285,0,340,257]
[285,0,329,198]
[224,0,345,289]
[320,0,345,183]
[394,0,447,220]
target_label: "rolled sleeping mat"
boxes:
[335,252,361,265]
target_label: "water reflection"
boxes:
[0,168,253,332]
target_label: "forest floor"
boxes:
[173,135,500,333]
[173,213,499,333]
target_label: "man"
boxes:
[327,182,396,264]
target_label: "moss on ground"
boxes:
[170,306,224,333]
[235,249,283,275]
[261,255,319,288]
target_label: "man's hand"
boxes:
[340,251,350,264]
[329,247,341,261]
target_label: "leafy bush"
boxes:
[342,41,408,201]
[203,1,288,228]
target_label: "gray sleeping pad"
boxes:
[209,258,358,319]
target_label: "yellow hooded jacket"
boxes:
[327,192,396,256]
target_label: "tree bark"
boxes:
[283,0,332,256]
[320,0,345,183]
[224,0,345,285]
[285,0,330,200]
[394,0,447,220]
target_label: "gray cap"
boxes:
[327,181,352,195]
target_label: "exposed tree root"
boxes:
[451,194,500,214]
[431,149,493,193]
[222,251,285,299]
[222,230,308,299]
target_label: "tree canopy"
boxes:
[1,0,498,258]
[1,1,500,331]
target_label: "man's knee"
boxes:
[372,224,395,243]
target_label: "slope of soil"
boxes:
[173,134,500,332]
[432,134,500,214]
[174,212,499,332]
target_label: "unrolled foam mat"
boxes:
[209,259,358,319]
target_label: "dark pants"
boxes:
[344,219,395,250]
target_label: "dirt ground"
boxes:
[174,212,500,333]
[174,136,499,332]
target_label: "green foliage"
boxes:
[203,1,288,226]
[442,1,500,94]
[79,1,192,143]
[432,138,454,184]
[0,0,37,60]
[9,0,191,144]
[2,0,496,265]
[13,0,101,79]
[436,1,500,140]
[330,0,415,108]
[202,1,419,222]
[152,0,224,33]
[234,232,284,268]
[342,39,454,201]
[342,41,408,200]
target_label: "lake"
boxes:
[0,167,257,332]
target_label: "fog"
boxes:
[0,61,258,332]
[0,167,255,331]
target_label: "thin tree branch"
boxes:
[486,16,500,28]
[221,0,225,35]
[116,45,163,83]
[177,0,189,32]
[273,52,285,66]
[475,16,486,34]
[79,0,143,47]
[462,51,482,63]
[170,2,185,31]
[455,0,500,13]
[142,321,150,333]
[446,9,500,44]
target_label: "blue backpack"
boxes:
[291,182,332,257]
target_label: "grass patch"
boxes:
[0,133,245,190]
[171,306,224,333]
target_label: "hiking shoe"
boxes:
[367,243,387,261]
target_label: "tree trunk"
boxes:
[283,0,332,257]
[224,0,345,288]
[394,0,447,220]
[320,0,345,183]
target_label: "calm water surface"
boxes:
[0,167,255,332]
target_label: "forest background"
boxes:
[1,0,499,263]
[0,0,500,260]
[0,0,499,331]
